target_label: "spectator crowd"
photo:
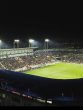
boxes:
[0,49,83,71]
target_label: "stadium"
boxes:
[1,46,83,106]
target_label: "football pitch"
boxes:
[24,62,83,79]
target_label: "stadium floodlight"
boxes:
[29,39,34,43]
[29,39,34,47]
[45,39,50,49]
[14,39,20,48]
[45,39,50,42]
[14,39,20,43]
[0,40,2,43]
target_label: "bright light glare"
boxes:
[45,39,49,42]
[47,100,52,104]
[14,40,20,43]
[29,39,34,43]
[0,40,2,43]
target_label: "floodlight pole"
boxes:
[17,42,19,48]
[29,39,34,48]
[45,39,49,49]
[44,42,46,49]
[14,40,20,48]
[47,42,48,49]
[0,40,2,49]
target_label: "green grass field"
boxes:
[24,62,83,79]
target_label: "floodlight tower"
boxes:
[0,40,2,49]
[14,39,20,48]
[45,39,50,49]
[0,40,2,43]
[29,39,34,48]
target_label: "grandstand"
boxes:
[1,48,83,106]
[0,48,33,58]
[0,48,83,71]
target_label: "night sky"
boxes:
[0,16,81,40]
[0,2,82,48]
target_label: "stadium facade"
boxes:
[0,48,83,106]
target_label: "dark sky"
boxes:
[0,16,81,41]
[0,2,82,44]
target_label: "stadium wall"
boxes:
[0,69,83,99]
